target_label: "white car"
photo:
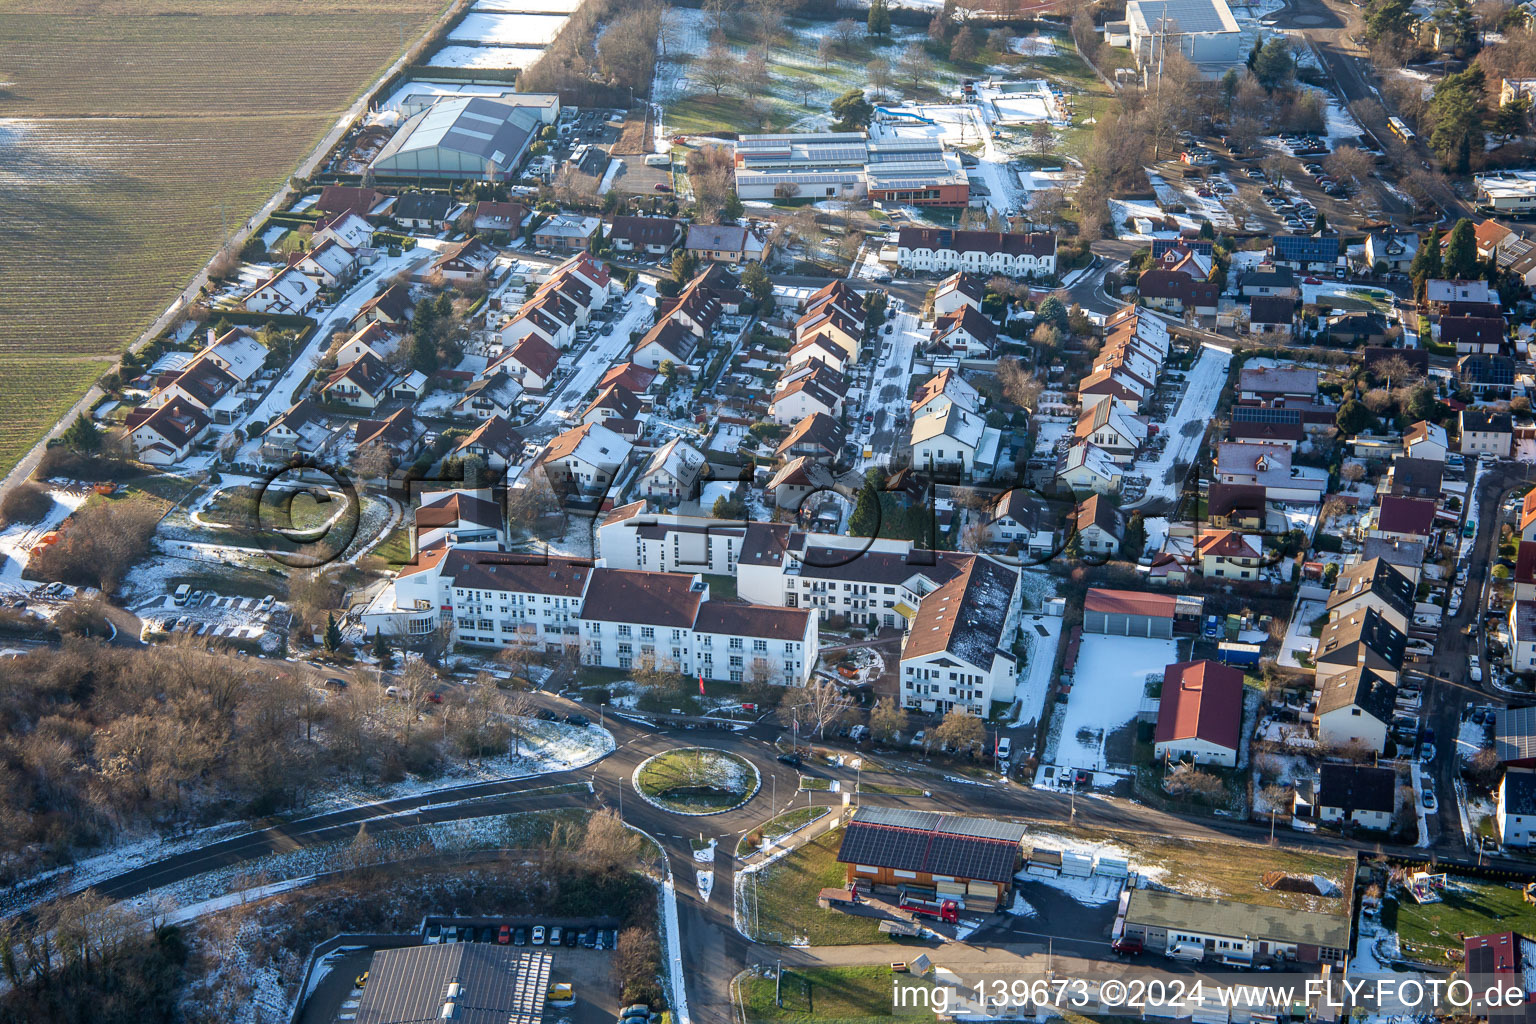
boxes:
[1449,589,1464,614]
[532,925,546,945]
[1419,744,1437,763]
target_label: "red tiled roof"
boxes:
[1155,659,1244,750]
[1084,588,1177,618]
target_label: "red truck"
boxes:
[899,892,959,924]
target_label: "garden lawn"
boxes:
[742,966,926,1024]
[1392,879,1536,963]
[746,830,889,945]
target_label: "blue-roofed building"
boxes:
[1271,233,1342,272]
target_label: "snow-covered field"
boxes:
[1010,34,1060,57]
[449,11,568,45]
[1131,342,1233,508]
[0,486,87,595]
[473,0,581,10]
[1046,634,1177,773]
[428,45,545,69]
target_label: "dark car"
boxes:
[537,709,560,722]
[514,927,528,946]
[565,713,591,727]
[583,927,598,948]
[777,752,802,767]
[601,929,618,949]
[479,927,495,943]
[564,928,579,947]
[324,677,348,690]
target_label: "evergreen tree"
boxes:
[324,612,343,653]
[372,628,395,670]
[720,191,746,223]
[1410,226,1443,282]
[830,89,874,131]
[1335,399,1373,435]
[868,0,892,37]
[1036,295,1069,330]
[1427,67,1487,173]
[1442,218,1479,279]
[62,415,102,453]
[849,476,882,537]
[1312,210,1328,235]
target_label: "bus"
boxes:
[1388,116,1415,143]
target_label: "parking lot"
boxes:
[299,920,626,1024]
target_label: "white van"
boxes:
[1167,941,1206,963]
[996,738,1012,761]
[644,153,670,167]
[173,584,191,606]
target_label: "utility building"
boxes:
[371,96,542,181]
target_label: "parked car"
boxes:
[1420,743,1437,763]
[549,926,563,946]
[1423,790,1438,810]
[426,924,442,943]
[776,752,802,767]
[498,925,511,944]
[514,927,528,946]
[583,927,598,948]
[564,928,579,947]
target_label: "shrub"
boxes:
[0,482,53,525]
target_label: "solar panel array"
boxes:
[839,808,1026,884]
[1232,406,1302,425]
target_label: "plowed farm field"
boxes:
[0,0,447,474]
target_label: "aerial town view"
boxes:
[18,0,1536,1020]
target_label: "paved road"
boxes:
[36,681,1518,1024]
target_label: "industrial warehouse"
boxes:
[733,131,970,206]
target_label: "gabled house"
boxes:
[1314,666,1397,754]
[1247,295,1296,337]
[1427,278,1499,308]
[581,384,643,426]
[1510,600,1536,673]
[245,265,320,315]
[1441,315,1506,355]
[638,437,705,503]
[293,236,358,287]
[1055,441,1122,496]
[1369,496,1438,543]
[1075,398,1146,465]
[933,272,986,317]
[1315,607,1406,687]
[433,237,497,283]
[1193,530,1264,580]
[260,399,331,461]
[911,368,980,421]
[317,185,388,220]
[1461,407,1513,456]
[414,489,506,554]
[498,335,562,390]
[632,317,699,370]
[911,402,985,477]
[354,408,421,461]
[898,555,1022,716]
[336,321,402,367]
[1137,269,1219,316]
[1363,230,1419,274]
[127,397,210,465]
[770,364,847,425]
[1403,420,1449,462]
[452,415,523,472]
[1154,660,1244,768]
[776,412,843,462]
[1271,233,1341,272]
[454,370,523,421]
[927,306,998,358]
[598,361,658,396]
[322,352,395,410]
[1206,483,1266,530]
[1071,493,1123,555]
[314,211,376,251]
[1326,557,1416,634]
[538,421,633,497]
[1239,264,1297,299]
[1519,491,1536,543]
[685,222,770,265]
[608,216,683,255]
[1317,763,1396,830]
[354,283,412,330]
[984,489,1060,555]
[1077,366,1148,413]
[787,334,852,376]
[766,455,837,510]
[1386,456,1444,500]
[392,192,454,232]
[471,201,529,235]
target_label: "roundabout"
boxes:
[633,747,761,815]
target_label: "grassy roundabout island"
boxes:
[634,748,760,815]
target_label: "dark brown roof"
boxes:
[580,568,704,627]
[897,226,1056,259]
[444,550,592,596]
[693,602,811,640]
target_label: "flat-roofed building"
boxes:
[1125,0,1243,72]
